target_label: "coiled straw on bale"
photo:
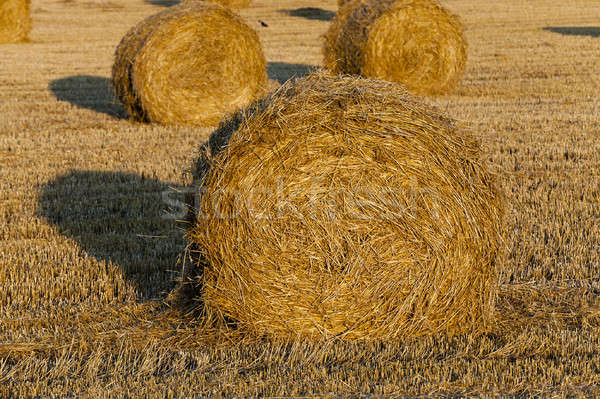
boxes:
[323,0,467,96]
[0,0,31,44]
[184,71,505,340]
[112,1,266,126]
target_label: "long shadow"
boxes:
[38,170,189,300]
[267,62,319,84]
[144,0,180,6]
[49,75,126,119]
[277,7,335,21]
[543,26,600,38]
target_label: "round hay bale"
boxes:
[323,0,467,96]
[203,0,252,8]
[0,0,31,44]
[185,71,505,340]
[112,1,266,126]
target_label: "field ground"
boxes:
[1,0,600,396]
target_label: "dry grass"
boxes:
[186,71,504,340]
[1,0,600,396]
[323,0,467,95]
[112,1,267,126]
[0,0,31,43]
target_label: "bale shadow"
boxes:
[38,170,190,300]
[267,62,319,84]
[144,0,180,6]
[49,75,126,119]
[542,26,600,38]
[277,7,335,21]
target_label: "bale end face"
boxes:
[0,0,31,44]
[185,71,504,340]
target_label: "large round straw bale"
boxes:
[323,0,467,96]
[112,1,266,126]
[0,0,31,44]
[186,71,505,340]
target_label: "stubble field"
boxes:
[1,0,600,396]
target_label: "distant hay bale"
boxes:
[323,0,467,96]
[0,0,31,44]
[205,0,252,8]
[181,0,252,8]
[112,1,267,126]
[185,71,505,340]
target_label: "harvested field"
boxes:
[1,0,600,396]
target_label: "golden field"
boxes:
[1,0,600,396]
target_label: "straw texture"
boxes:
[186,71,504,340]
[323,0,467,96]
[0,0,31,44]
[112,1,267,126]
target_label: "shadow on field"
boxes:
[49,75,126,119]
[278,7,335,21]
[38,170,189,300]
[267,62,319,84]
[144,0,180,6]
[543,26,600,38]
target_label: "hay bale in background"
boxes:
[323,0,467,96]
[112,1,266,126]
[0,0,31,44]
[204,0,252,8]
[185,71,505,340]
[181,0,252,8]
